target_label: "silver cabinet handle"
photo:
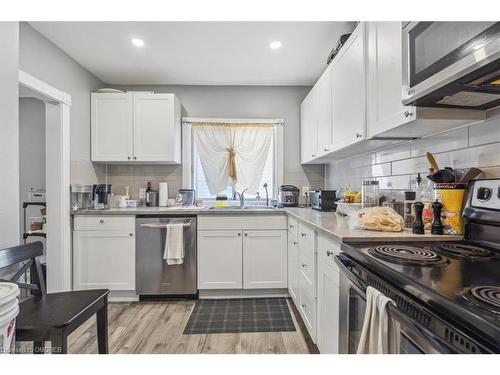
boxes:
[129,233,134,237]
[324,147,330,152]
[301,233,306,237]
[404,110,414,118]
[127,156,131,160]
[244,233,248,237]
[301,304,307,311]
[326,251,334,257]
[99,219,104,224]
[301,263,307,268]
[311,154,316,158]
[133,156,137,160]
[289,224,294,229]
[293,241,298,245]
[356,133,363,138]
[237,232,241,237]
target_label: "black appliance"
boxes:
[278,185,299,208]
[327,33,352,65]
[402,22,500,110]
[92,184,112,210]
[337,178,500,353]
[310,190,338,212]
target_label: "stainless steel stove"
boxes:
[337,179,500,353]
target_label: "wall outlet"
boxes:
[302,186,310,197]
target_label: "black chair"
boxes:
[0,241,109,354]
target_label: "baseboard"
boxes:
[199,288,289,299]
[108,290,139,302]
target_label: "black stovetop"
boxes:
[341,240,500,351]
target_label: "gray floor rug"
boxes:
[183,298,296,334]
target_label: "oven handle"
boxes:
[334,254,456,354]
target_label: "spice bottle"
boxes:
[403,191,416,228]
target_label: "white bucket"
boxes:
[0,283,20,354]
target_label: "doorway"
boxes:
[18,70,72,293]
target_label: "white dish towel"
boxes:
[356,286,400,354]
[163,223,184,265]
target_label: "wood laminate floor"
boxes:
[66,299,313,354]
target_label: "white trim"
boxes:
[19,70,72,293]
[199,288,289,299]
[18,70,72,107]
[182,117,284,125]
[182,123,193,189]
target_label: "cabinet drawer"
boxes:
[299,252,316,297]
[298,222,315,260]
[198,215,287,230]
[318,233,341,271]
[299,281,317,341]
[74,215,135,232]
[288,217,298,241]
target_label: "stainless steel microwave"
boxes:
[402,22,500,110]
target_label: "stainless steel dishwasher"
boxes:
[136,216,197,297]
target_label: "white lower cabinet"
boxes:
[243,230,287,289]
[197,216,288,291]
[73,216,136,291]
[317,234,342,354]
[197,230,243,289]
[287,217,299,303]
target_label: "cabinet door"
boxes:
[91,93,133,162]
[317,263,340,353]
[198,230,243,289]
[287,235,299,302]
[316,64,333,155]
[367,22,415,137]
[317,234,341,353]
[331,22,366,151]
[300,89,318,163]
[133,94,180,163]
[243,230,287,289]
[73,230,135,290]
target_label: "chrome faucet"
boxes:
[235,189,248,208]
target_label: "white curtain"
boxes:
[192,123,273,195]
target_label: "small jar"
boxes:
[361,180,380,208]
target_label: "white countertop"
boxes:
[72,206,463,243]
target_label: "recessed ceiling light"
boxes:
[131,38,145,47]
[270,40,282,50]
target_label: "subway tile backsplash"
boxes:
[326,114,500,197]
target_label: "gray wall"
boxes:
[103,85,325,200]
[18,22,104,184]
[19,98,46,237]
[0,22,20,248]
[325,114,500,199]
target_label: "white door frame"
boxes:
[19,70,72,293]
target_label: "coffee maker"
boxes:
[92,184,112,209]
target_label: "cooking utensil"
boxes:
[460,167,482,183]
[426,152,440,172]
[428,168,456,183]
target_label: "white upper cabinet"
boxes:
[91,93,134,162]
[91,92,181,164]
[300,88,317,163]
[331,22,366,151]
[133,94,181,163]
[316,64,333,155]
[366,22,415,137]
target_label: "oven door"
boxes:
[402,22,500,106]
[336,255,455,354]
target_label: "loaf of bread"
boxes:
[356,207,404,232]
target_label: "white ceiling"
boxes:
[29,21,356,86]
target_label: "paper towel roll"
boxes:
[159,182,169,207]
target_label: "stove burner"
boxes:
[434,243,495,260]
[368,245,449,266]
[463,286,500,314]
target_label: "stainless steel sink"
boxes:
[243,206,276,210]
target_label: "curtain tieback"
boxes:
[227,148,237,182]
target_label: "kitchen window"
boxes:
[182,118,283,201]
